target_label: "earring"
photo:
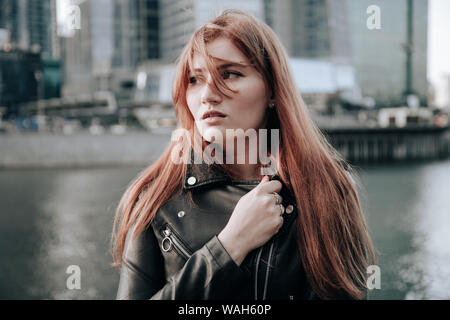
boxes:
[269,101,275,109]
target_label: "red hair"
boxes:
[112,9,375,299]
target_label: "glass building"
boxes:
[0,0,57,58]
[265,0,352,64]
[346,0,428,106]
[159,0,263,62]
[62,0,160,97]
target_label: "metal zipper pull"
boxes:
[161,227,173,252]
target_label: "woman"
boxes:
[113,9,375,300]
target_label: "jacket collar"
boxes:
[183,148,231,190]
[183,148,282,190]
[182,148,298,234]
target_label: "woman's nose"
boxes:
[200,77,222,105]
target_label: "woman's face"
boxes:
[186,37,270,143]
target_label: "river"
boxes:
[0,159,449,299]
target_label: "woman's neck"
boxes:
[223,136,263,181]
[231,163,261,181]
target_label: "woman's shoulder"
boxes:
[123,220,159,262]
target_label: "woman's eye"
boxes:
[188,76,197,84]
[189,71,241,84]
[222,71,242,80]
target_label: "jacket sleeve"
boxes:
[116,224,250,300]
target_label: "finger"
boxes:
[272,193,283,205]
[269,202,284,216]
[276,216,284,232]
[259,179,282,194]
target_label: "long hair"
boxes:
[112,9,375,299]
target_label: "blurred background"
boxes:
[0,0,449,300]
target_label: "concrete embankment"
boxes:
[0,132,172,169]
[2,126,449,168]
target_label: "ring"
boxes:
[273,193,281,205]
[279,204,284,215]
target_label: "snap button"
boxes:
[178,211,185,218]
[187,176,197,185]
[285,204,294,214]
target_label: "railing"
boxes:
[324,126,450,162]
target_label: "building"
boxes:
[259,0,357,113]
[62,0,160,98]
[59,0,429,111]
[62,0,96,96]
[0,50,42,117]
[0,0,28,51]
[346,0,428,106]
[264,0,428,107]
[113,0,159,69]
[0,0,58,58]
[159,0,263,62]
[112,0,159,100]
[266,0,352,64]
[62,0,263,96]
[0,0,60,116]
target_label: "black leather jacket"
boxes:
[116,160,324,300]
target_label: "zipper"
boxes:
[161,225,192,260]
[254,246,264,300]
[254,240,276,300]
[262,241,275,300]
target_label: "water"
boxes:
[0,160,449,300]
[357,160,450,299]
[0,166,141,299]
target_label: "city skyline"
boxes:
[54,0,448,107]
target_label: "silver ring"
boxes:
[273,193,281,205]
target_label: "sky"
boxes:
[56,0,450,107]
[428,0,450,107]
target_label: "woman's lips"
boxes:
[201,111,227,120]
[202,115,226,124]
[201,110,227,122]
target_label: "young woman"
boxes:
[113,9,375,300]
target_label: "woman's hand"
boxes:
[218,175,284,266]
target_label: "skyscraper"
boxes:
[346,0,428,106]
[62,0,160,97]
[266,0,352,64]
[113,0,159,69]
[0,0,27,51]
[265,0,428,106]
[159,0,263,62]
[62,0,112,96]
[0,0,57,58]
